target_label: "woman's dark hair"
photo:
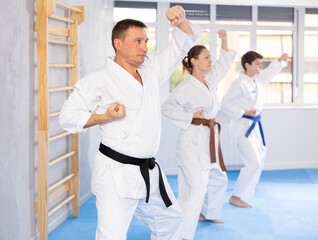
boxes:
[182,45,207,74]
[111,19,147,52]
[241,51,263,71]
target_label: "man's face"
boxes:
[116,27,148,67]
[246,58,263,75]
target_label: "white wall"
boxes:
[0,1,35,239]
[261,107,318,170]
[157,107,318,175]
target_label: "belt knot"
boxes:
[242,114,266,146]
[148,158,156,170]
[98,143,172,207]
[191,118,227,171]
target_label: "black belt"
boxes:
[99,143,172,207]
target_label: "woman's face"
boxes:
[191,48,212,73]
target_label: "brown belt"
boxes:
[191,118,227,171]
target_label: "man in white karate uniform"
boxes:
[59,6,201,240]
[221,51,288,208]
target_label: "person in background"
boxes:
[162,30,235,240]
[221,51,288,208]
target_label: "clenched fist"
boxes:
[278,53,288,62]
[106,102,126,121]
[244,109,257,117]
[166,5,186,26]
[193,109,204,118]
[218,30,227,41]
[83,102,126,128]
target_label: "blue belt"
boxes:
[242,114,266,146]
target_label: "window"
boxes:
[304,9,318,104]
[170,3,210,24]
[304,31,318,103]
[169,5,296,102]
[257,30,293,104]
[258,7,294,26]
[216,32,250,99]
[113,1,157,54]
[216,5,252,25]
[305,8,318,27]
[146,27,156,53]
[169,28,210,91]
[114,1,157,22]
[214,6,295,104]
[169,3,211,91]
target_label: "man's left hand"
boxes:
[166,5,186,26]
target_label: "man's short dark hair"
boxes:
[241,51,263,71]
[111,19,147,52]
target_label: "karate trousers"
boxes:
[92,152,183,240]
[232,127,266,200]
[177,163,227,240]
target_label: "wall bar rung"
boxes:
[49,111,60,118]
[49,14,74,23]
[49,151,76,167]
[35,22,70,36]
[48,182,70,204]
[55,1,83,13]
[49,86,73,93]
[48,173,76,192]
[49,131,71,142]
[48,25,70,37]
[49,63,75,68]
[48,194,76,217]
[48,39,74,46]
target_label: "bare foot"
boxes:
[229,196,252,208]
[211,219,224,223]
[199,213,206,221]
[199,214,224,223]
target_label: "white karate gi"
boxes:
[162,49,235,240]
[59,24,201,240]
[221,59,287,200]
